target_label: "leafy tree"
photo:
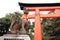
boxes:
[42,11,60,40]
[0,12,22,36]
[0,11,34,40]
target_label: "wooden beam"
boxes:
[40,14,60,18]
[27,14,35,19]
[22,14,35,19]
[55,9,60,14]
[24,6,60,11]
[34,9,42,40]
[22,14,60,19]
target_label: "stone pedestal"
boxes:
[0,34,31,40]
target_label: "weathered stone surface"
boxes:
[0,34,31,40]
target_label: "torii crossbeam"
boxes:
[18,2,60,40]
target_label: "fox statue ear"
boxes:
[23,8,29,14]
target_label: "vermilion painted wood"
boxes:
[24,6,60,11]
[55,9,60,14]
[22,7,60,40]
[34,9,42,40]
[22,14,60,19]
[27,14,35,19]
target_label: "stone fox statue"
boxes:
[8,15,29,34]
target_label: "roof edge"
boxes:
[18,2,60,10]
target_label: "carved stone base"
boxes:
[0,34,31,40]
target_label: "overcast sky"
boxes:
[19,0,60,3]
[0,0,21,18]
[0,0,60,18]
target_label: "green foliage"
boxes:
[0,12,22,36]
[0,12,33,40]
[0,11,34,40]
[42,18,60,40]
[29,32,34,40]
[0,18,11,36]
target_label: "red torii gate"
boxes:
[19,3,60,40]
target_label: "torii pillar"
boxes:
[19,2,60,40]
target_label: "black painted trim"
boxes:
[18,2,60,10]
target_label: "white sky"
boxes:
[0,0,60,18]
[0,0,22,18]
[0,0,60,24]
[19,0,60,3]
